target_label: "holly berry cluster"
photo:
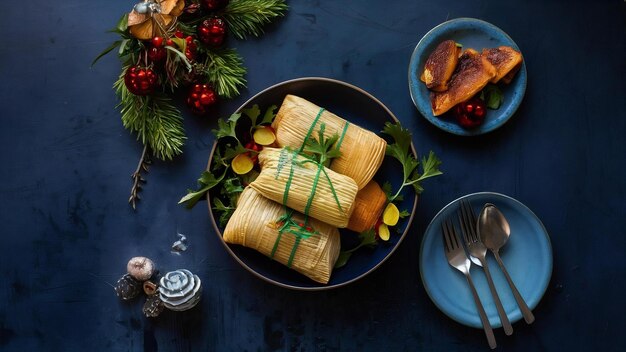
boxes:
[124,0,231,114]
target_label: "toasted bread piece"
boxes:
[482,46,523,83]
[420,40,462,92]
[430,49,496,116]
[500,62,522,84]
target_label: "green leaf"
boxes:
[91,40,122,67]
[303,123,341,166]
[241,104,261,127]
[399,209,410,219]
[261,105,278,125]
[200,48,247,98]
[381,181,393,200]
[212,113,241,141]
[222,0,288,39]
[381,122,442,199]
[164,46,192,71]
[335,229,378,268]
[114,72,185,161]
[178,170,227,209]
[382,122,418,182]
[482,84,504,109]
[334,251,352,269]
[223,143,247,160]
[117,13,129,32]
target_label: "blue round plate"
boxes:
[408,18,527,136]
[207,77,418,290]
[420,192,552,328]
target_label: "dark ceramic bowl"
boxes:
[207,77,418,290]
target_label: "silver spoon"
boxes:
[478,203,535,324]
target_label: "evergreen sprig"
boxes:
[222,0,288,39]
[114,72,186,160]
[199,48,247,98]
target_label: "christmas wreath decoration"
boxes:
[93,0,288,209]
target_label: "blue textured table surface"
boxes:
[1,0,625,351]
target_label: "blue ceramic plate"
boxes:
[408,18,527,135]
[207,77,418,290]
[420,192,552,328]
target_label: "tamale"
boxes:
[249,147,358,228]
[347,180,388,233]
[271,95,387,190]
[223,187,341,284]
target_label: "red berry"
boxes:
[166,38,174,46]
[197,17,227,47]
[202,0,229,11]
[186,83,218,115]
[175,30,184,38]
[151,36,164,47]
[147,45,166,63]
[454,97,487,129]
[184,37,197,62]
[124,65,159,95]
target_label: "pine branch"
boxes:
[114,72,186,160]
[223,0,288,39]
[199,48,247,98]
[129,144,152,210]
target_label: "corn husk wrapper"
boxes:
[223,188,341,284]
[271,95,387,190]
[249,147,358,228]
[347,180,388,233]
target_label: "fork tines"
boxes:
[442,219,460,252]
[459,200,479,243]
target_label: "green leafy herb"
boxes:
[213,198,237,227]
[382,122,442,201]
[261,105,278,125]
[303,123,341,167]
[178,170,227,209]
[335,229,378,269]
[399,209,410,219]
[241,105,261,127]
[481,84,504,110]
[212,113,242,142]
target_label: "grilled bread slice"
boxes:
[430,49,496,116]
[420,40,462,92]
[482,46,523,83]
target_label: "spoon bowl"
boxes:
[478,203,511,250]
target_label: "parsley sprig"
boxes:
[381,122,442,202]
[303,123,341,167]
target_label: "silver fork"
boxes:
[459,200,514,336]
[442,219,497,349]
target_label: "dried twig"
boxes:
[129,145,152,210]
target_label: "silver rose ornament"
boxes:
[158,269,202,311]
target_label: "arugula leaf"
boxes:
[381,122,443,200]
[303,123,341,166]
[334,229,378,269]
[482,84,504,109]
[261,105,278,125]
[178,170,227,209]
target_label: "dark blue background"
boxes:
[1,0,625,351]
